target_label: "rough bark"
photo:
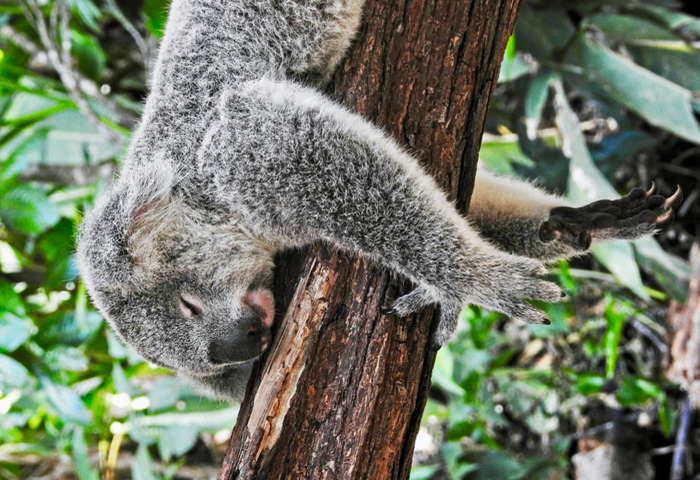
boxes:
[668,244,700,408]
[218,0,523,478]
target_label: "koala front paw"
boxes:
[433,256,562,348]
[480,256,563,323]
[540,184,683,249]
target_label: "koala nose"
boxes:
[208,315,272,364]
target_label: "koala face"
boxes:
[77,172,277,398]
[97,277,274,375]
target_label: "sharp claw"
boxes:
[380,306,397,315]
[664,185,683,209]
[655,209,674,228]
[646,182,657,197]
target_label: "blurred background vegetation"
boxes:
[0,0,698,478]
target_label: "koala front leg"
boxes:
[199,79,563,345]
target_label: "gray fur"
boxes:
[76,0,670,400]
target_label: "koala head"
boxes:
[76,165,276,399]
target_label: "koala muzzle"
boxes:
[208,314,272,364]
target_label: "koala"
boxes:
[76,0,682,400]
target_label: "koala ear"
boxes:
[126,193,172,266]
[77,164,174,292]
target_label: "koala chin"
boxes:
[76,0,681,400]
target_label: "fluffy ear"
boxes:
[76,164,174,292]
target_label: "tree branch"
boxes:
[21,0,125,149]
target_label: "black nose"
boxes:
[208,315,272,364]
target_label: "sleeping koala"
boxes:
[76,0,681,399]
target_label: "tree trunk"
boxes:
[668,244,700,407]
[218,0,523,478]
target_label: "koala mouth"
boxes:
[242,288,275,328]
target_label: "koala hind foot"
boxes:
[540,184,683,249]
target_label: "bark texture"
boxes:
[668,244,700,408]
[219,0,523,478]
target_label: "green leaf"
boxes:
[585,13,682,42]
[633,237,690,302]
[410,465,439,480]
[36,311,103,347]
[566,34,700,145]
[106,329,129,359]
[65,0,103,31]
[128,407,239,430]
[0,353,30,392]
[0,128,50,183]
[603,299,627,379]
[617,377,662,406]
[432,347,465,397]
[479,136,535,175]
[142,0,171,37]
[524,68,556,139]
[0,311,36,352]
[573,373,606,395]
[40,377,93,425]
[133,444,158,480]
[112,362,139,396]
[515,8,576,60]
[629,46,700,92]
[147,377,185,412]
[498,37,530,84]
[45,346,89,372]
[71,30,107,79]
[0,184,60,234]
[72,426,100,480]
[157,425,198,461]
[0,279,26,315]
[475,450,527,480]
[591,241,648,301]
[633,5,700,37]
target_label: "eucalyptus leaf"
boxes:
[524,68,556,140]
[40,377,93,425]
[515,8,576,60]
[0,279,26,316]
[157,424,199,461]
[36,311,103,347]
[45,346,89,372]
[566,34,700,145]
[128,407,239,430]
[433,347,465,397]
[0,311,36,353]
[410,465,439,480]
[0,353,30,392]
[112,362,139,396]
[147,376,185,412]
[132,443,158,480]
[0,184,60,234]
[72,426,100,480]
[585,13,682,42]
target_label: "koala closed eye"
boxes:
[179,294,204,319]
